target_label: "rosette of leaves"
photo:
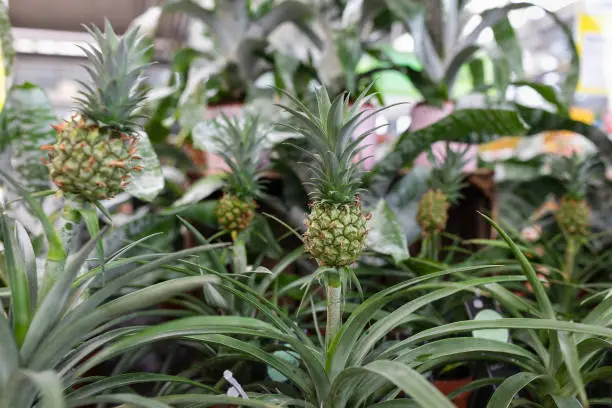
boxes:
[0,173,224,407]
[162,0,322,137]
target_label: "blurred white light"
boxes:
[35,39,58,55]
[15,38,36,53]
[396,116,411,134]
[375,115,389,135]
[392,33,414,53]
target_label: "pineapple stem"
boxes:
[325,269,342,355]
[431,232,440,261]
[39,202,83,303]
[563,237,577,282]
[562,237,579,314]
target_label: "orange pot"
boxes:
[434,377,473,408]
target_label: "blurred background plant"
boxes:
[2,0,612,406]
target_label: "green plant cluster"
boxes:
[2,2,612,408]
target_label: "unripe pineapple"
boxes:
[42,21,150,202]
[556,197,590,238]
[554,154,595,239]
[304,200,368,267]
[279,86,382,268]
[211,115,266,235]
[216,193,257,233]
[417,189,450,236]
[416,144,468,236]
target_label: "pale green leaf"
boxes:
[125,130,164,202]
[366,199,409,263]
[172,174,224,207]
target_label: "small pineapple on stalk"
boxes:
[555,154,595,240]
[278,86,382,268]
[212,114,267,237]
[42,21,150,202]
[416,144,469,236]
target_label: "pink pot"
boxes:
[411,101,478,173]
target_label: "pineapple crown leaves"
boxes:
[553,153,599,200]
[212,113,268,198]
[426,143,470,204]
[74,19,152,134]
[276,83,391,204]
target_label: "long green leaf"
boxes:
[348,275,526,369]
[67,393,171,408]
[486,372,548,408]
[558,332,587,404]
[66,373,211,400]
[331,360,454,408]
[387,319,612,355]
[157,394,284,407]
[72,316,284,377]
[328,265,500,377]
[20,228,106,362]
[480,213,555,319]
[0,313,18,395]
[552,395,583,408]
[187,334,313,397]
[31,275,219,371]
[0,169,65,261]
[0,213,32,345]
[20,369,67,408]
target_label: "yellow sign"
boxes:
[576,13,607,95]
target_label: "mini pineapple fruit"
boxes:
[212,114,266,235]
[555,154,595,239]
[416,144,469,236]
[42,21,150,202]
[279,85,382,268]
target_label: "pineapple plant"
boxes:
[278,86,380,268]
[555,154,594,240]
[212,114,266,236]
[42,21,150,202]
[416,144,468,236]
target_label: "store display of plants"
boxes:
[2,1,612,407]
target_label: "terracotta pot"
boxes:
[410,101,478,173]
[434,377,473,408]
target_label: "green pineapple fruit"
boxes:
[42,21,150,202]
[416,144,468,236]
[555,154,594,239]
[279,86,381,268]
[556,197,590,238]
[212,114,266,235]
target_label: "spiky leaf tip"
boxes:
[553,153,599,200]
[74,19,152,134]
[426,143,470,205]
[212,113,267,199]
[277,84,382,205]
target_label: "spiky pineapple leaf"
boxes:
[366,199,410,263]
[124,131,164,202]
[75,20,151,132]
[0,83,57,191]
